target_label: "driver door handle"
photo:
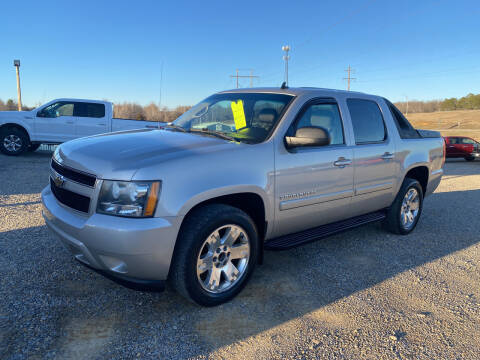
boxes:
[334,157,352,167]
[381,152,395,160]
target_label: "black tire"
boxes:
[169,204,258,306]
[28,143,41,152]
[0,127,30,156]
[383,178,423,235]
[465,156,475,162]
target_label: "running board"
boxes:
[264,210,387,250]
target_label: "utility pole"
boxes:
[13,60,22,111]
[158,60,164,127]
[282,45,290,86]
[229,69,259,88]
[343,65,356,91]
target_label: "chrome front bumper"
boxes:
[41,186,183,281]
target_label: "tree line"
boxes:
[0,98,190,122]
[394,93,480,113]
[113,102,191,122]
[2,92,480,118]
[0,99,34,111]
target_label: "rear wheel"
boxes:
[383,178,423,235]
[0,127,29,156]
[169,204,258,306]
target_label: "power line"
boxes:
[343,66,356,91]
[229,69,259,88]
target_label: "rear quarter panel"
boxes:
[394,137,444,196]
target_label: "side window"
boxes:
[75,103,106,118]
[293,102,344,145]
[347,99,386,144]
[37,102,74,118]
[385,99,420,139]
[460,138,475,144]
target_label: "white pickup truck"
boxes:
[0,98,162,155]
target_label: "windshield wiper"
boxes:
[189,128,236,142]
[164,123,187,132]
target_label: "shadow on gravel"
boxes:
[0,152,51,196]
[0,200,41,208]
[1,187,479,358]
[444,158,480,176]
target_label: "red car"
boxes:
[444,136,480,161]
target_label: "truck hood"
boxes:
[55,129,241,180]
[0,111,32,121]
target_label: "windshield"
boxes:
[171,93,294,144]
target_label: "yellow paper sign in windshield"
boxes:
[231,100,247,130]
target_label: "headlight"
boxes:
[97,180,161,217]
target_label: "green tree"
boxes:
[6,99,17,111]
[440,98,457,111]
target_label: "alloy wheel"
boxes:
[196,224,250,293]
[3,134,22,152]
[400,188,420,230]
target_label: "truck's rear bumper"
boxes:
[41,186,182,282]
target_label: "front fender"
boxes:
[0,113,34,141]
[177,184,272,220]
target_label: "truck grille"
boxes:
[50,178,91,213]
[51,160,96,187]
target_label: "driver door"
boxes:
[35,101,77,143]
[273,98,355,237]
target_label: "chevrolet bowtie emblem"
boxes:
[53,174,65,188]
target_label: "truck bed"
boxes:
[112,118,166,132]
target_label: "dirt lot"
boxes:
[1,151,479,360]
[407,109,480,141]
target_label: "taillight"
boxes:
[441,138,446,167]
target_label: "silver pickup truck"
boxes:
[41,87,445,306]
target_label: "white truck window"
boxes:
[74,102,105,118]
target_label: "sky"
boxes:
[0,0,479,108]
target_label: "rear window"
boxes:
[385,99,420,139]
[347,99,386,144]
[74,102,105,118]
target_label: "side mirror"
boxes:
[285,126,331,148]
[36,109,45,118]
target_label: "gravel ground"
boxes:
[1,152,479,360]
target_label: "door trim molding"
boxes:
[279,189,353,211]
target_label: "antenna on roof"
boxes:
[281,81,288,89]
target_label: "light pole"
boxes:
[282,45,290,86]
[13,60,22,111]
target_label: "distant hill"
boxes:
[407,110,480,141]
[395,93,480,114]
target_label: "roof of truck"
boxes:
[219,87,373,97]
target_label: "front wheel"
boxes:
[465,156,475,162]
[383,178,423,235]
[169,204,258,306]
[0,127,29,156]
